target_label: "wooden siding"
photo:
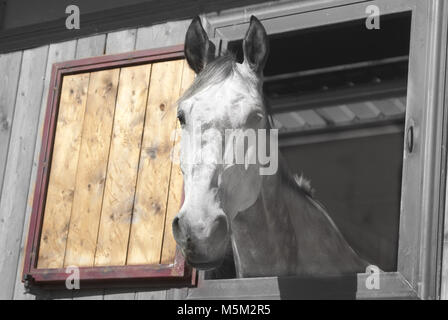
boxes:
[12,41,79,300]
[0,20,191,300]
[0,46,50,300]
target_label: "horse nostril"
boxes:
[173,214,193,245]
[172,215,183,241]
[172,215,179,229]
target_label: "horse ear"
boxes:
[243,16,269,74]
[185,16,215,74]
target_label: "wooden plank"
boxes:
[398,0,432,294]
[316,105,356,124]
[94,29,139,300]
[273,112,306,129]
[37,73,90,269]
[91,29,139,301]
[103,288,136,300]
[442,241,448,300]
[371,98,404,116]
[76,35,106,59]
[166,288,189,300]
[135,289,167,300]
[35,289,74,300]
[356,272,418,300]
[64,68,120,267]
[279,124,404,147]
[297,110,326,127]
[214,0,413,41]
[127,59,184,265]
[160,61,195,264]
[346,101,382,120]
[135,20,189,50]
[0,51,22,199]
[72,289,105,300]
[187,277,280,300]
[94,64,152,266]
[105,29,137,54]
[0,46,49,300]
[13,41,78,300]
[442,31,448,298]
[70,35,107,301]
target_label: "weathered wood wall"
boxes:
[0,19,193,300]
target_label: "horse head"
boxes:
[172,16,270,270]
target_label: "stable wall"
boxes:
[0,19,194,300]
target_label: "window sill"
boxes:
[186,272,418,300]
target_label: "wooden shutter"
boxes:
[23,46,196,286]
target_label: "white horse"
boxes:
[172,16,368,278]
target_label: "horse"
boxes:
[172,16,368,278]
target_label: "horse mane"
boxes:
[179,53,237,103]
[292,173,315,197]
[280,165,315,198]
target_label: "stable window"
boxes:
[212,11,409,276]
[188,0,448,299]
[255,13,410,273]
[22,46,196,288]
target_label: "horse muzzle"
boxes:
[172,212,229,269]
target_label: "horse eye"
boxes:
[255,112,264,121]
[177,110,186,126]
[248,112,264,123]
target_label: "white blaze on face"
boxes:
[178,63,265,219]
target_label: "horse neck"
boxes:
[230,157,299,277]
[232,156,367,277]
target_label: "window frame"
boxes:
[187,0,448,299]
[22,44,196,290]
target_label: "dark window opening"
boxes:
[212,12,412,279]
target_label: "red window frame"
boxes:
[22,44,195,289]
